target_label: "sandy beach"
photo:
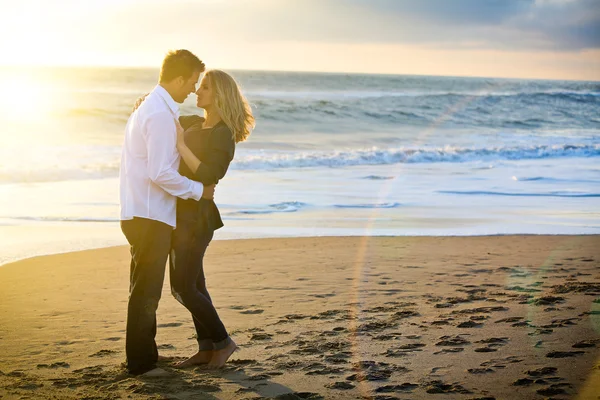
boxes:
[0,235,599,399]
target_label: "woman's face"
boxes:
[195,76,213,109]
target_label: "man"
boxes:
[119,49,213,376]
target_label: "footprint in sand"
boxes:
[513,378,535,386]
[283,314,309,320]
[305,367,345,376]
[435,335,471,346]
[468,367,495,374]
[250,332,273,341]
[89,350,118,358]
[247,374,270,381]
[423,380,472,394]
[319,330,343,337]
[240,309,264,314]
[537,383,572,396]
[103,337,121,341]
[474,346,498,353]
[55,340,77,346]
[357,321,398,332]
[157,322,182,328]
[391,310,420,320]
[324,355,350,364]
[457,321,484,328]
[572,339,598,348]
[526,366,557,377]
[36,362,70,369]
[312,293,336,298]
[375,383,419,393]
[546,350,585,358]
[72,365,104,374]
[326,381,355,390]
[373,333,402,341]
[363,306,396,313]
[398,343,426,350]
[476,338,509,350]
[434,348,464,355]
[383,344,425,358]
[15,382,44,390]
[541,318,579,328]
[530,296,565,306]
[346,371,391,381]
[480,355,523,369]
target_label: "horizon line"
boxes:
[0,63,598,83]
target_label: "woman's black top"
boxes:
[177,115,235,232]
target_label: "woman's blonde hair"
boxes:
[204,70,254,143]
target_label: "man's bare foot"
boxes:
[207,339,238,369]
[173,350,213,368]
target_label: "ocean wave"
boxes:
[4,216,119,222]
[233,144,600,170]
[437,190,600,198]
[0,164,120,184]
[2,143,598,184]
[247,89,600,101]
[362,175,394,180]
[512,176,600,183]
[231,201,309,215]
[334,202,402,209]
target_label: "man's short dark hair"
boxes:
[159,50,205,83]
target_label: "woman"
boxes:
[170,69,254,368]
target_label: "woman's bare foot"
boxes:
[207,339,238,369]
[173,350,213,368]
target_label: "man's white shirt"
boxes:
[119,85,204,228]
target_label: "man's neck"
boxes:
[159,83,178,103]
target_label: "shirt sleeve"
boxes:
[194,126,235,185]
[143,111,204,200]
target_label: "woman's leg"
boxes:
[188,230,238,368]
[171,226,232,367]
[181,229,229,343]
[169,220,214,366]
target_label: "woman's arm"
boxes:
[193,126,235,185]
[132,93,149,112]
[176,123,235,185]
[175,121,201,172]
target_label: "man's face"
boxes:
[173,70,201,103]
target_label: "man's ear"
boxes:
[174,76,185,88]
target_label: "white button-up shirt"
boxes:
[119,85,204,228]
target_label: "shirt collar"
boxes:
[153,84,180,118]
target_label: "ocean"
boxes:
[0,67,598,265]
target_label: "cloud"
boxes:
[339,0,532,25]
[218,0,600,51]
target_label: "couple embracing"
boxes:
[119,49,254,376]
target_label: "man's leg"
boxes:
[121,217,172,375]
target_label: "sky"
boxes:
[0,0,598,80]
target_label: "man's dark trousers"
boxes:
[120,217,173,375]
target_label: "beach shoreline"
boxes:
[1,235,599,399]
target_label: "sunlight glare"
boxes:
[0,75,55,122]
